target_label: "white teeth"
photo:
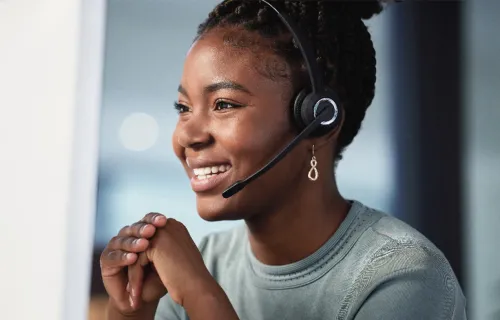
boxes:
[193,164,231,178]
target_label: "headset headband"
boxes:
[260,0,324,93]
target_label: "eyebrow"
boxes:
[177,80,253,98]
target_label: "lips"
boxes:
[192,164,231,180]
[186,158,233,193]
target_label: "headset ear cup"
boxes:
[300,89,343,137]
[293,89,308,130]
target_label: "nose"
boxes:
[175,112,214,151]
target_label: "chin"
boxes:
[195,194,239,221]
[195,185,279,223]
[195,192,257,222]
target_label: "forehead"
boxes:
[180,28,293,96]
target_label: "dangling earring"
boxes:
[308,145,319,181]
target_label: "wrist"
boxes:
[182,280,239,320]
[182,276,221,305]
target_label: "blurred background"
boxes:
[90,0,499,319]
[1,0,498,319]
[91,0,394,261]
[88,0,395,311]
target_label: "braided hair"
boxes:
[195,0,383,161]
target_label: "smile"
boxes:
[190,164,232,193]
[193,164,231,180]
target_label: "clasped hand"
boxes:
[100,213,215,315]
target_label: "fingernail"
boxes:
[126,282,130,292]
[131,288,136,297]
[154,215,162,222]
[129,295,134,308]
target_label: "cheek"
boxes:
[217,108,294,171]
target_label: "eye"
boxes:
[214,100,242,111]
[173,101,190,114]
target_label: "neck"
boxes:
[245,176,350,266]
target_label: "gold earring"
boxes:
[308,145,318,181]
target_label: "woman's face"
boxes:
[172,28,311,221]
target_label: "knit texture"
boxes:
[155,200,467,320]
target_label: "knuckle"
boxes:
[105,250,117,260]
[99,250,108,262]
[115,236,125,244]
[111,250,121,259]
[119,236,131,246]
[107,250,126,261]
[126,237,137,247]
[110,236,128,250]
[131,221,146,230]
[144,212,158,221]
[109,236,120,245]
[118,225,129,234]
[129,221,141,229]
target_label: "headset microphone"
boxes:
[222,0,342,199]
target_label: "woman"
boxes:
[100,1,466,319]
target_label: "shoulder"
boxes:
[364,209,457,277]
[348,202,455,271]
[344,203,466,319]
[356,205,461,288]
[344,202,456,275]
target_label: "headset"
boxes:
[222,0,342,198]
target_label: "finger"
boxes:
[118,222,156,239]
[107,236,149,252]
[117,225,130,236]
[100,249,135,312]
[128,253,148,309]
[128,264,143,310]
[116,214,167,239]
[141,212,168,228]
[100,249,138,274]
[105,276,131,312]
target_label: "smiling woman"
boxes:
[173,29,301,221]
[98,1,466,320]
